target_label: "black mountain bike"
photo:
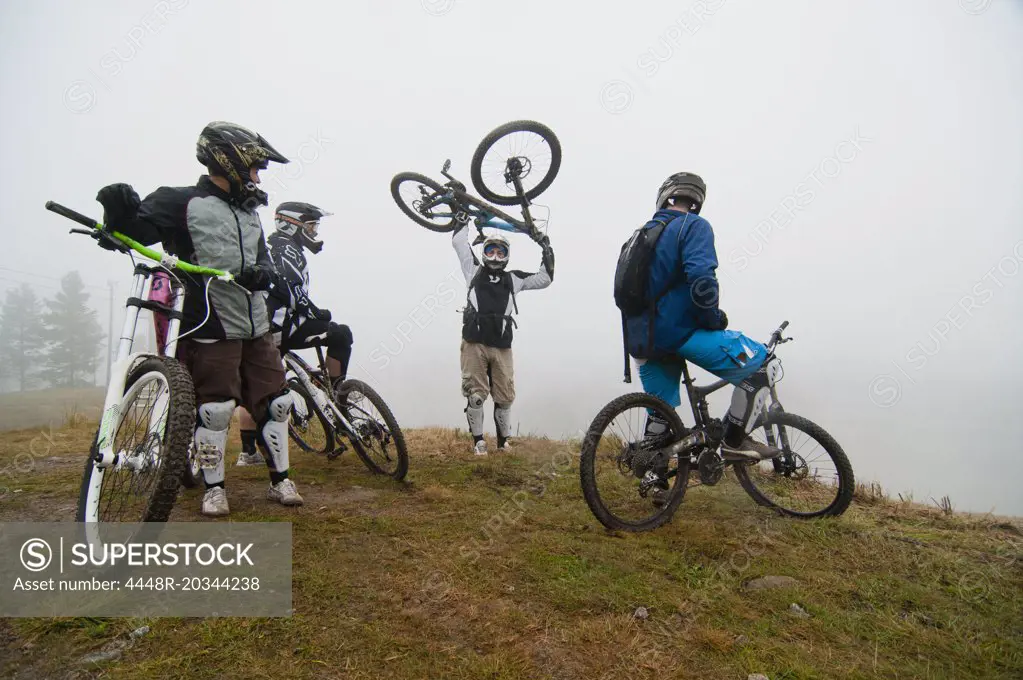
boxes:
[391,120,561,244]
[580,321,855,532]
[284,346,409,480]
[180,343,410,486]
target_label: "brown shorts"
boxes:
[460,340,515,405]
[176,333,286,422]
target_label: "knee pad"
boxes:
[259,390,293,472]
[493,403,512,439]
[465,393,486,437]
[195,399,236,486]
[327,322,353,348]
[726,370,771,433]
[744,387,770,433]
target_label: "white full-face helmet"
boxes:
[481,234,510,270]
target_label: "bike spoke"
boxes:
[587,402,683,528]
[477,130,556,198]
[342,390,399,476]
[395,178,454,228]
[745,421,844,515]
[96,374,170,522]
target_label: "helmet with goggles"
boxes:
[274,201,333,254]
[481,234,510,270]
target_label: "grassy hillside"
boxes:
[0,387,104,432]
[0,422,1020,679]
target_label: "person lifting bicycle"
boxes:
[93,120,304,517]
[624,172,782,462]
[453,222,555,455]
[234,202,354,466]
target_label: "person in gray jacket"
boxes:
[95,121,304,517]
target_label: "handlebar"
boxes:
[766,320,793,350]
[45,201,233,281]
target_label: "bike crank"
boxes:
[697,448,725,486]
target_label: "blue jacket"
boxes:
[625,209,726,359]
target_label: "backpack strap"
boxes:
[622,310,632,383]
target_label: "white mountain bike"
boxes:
[46,201,232,523]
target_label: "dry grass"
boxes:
[0,387,105,432]
[0,423,1021,679]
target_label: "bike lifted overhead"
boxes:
[391,120,561,246]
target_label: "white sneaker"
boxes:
[201,487,229,517]
[497,440,512,452]
[236,451,264,466]
[473,439,488,456]
[267,478,304,506]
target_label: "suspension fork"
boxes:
[162,276,187,359]
[762,385,795,472]
[95,272,150,459]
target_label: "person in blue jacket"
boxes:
[627,172,780,461]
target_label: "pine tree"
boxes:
[0,284,46,391]
[40,272,105,388]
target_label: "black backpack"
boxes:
[614,218,670,317]
[613,216,686,382]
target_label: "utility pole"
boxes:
[106,281,115,385]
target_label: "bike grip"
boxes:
[780,320,789,331]
[45,201,101,230]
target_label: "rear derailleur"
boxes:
[620,440,671,498]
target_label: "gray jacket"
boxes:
[117,175,272,340]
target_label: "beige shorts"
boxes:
[460,340,515,405]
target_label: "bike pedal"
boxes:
[326,440,348,461]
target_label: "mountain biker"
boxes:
[93,120,305,516]
[234,201,353,466]
[452,224,555,455]
[627,172,781,461]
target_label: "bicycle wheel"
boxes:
[580,393,691,532]
[336,379,409,480]
[77,356,195,523]
[470,120,562,206]
[733,411,854,518]
[391,172,459,232]
[288,378,335,454]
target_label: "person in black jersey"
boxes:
[235,201,354,466]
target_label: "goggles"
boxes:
[483,243,508,261]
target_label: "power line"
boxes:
[0,265,110,291]
[0,275,63,292]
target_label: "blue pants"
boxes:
[638,329,768,408]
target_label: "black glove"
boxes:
[715,309,728,330]
[311,307,331,322]
[234,265,275,292]
[541,240,555,278]
[96,183,141,229]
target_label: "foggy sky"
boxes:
[1,0,1021,514]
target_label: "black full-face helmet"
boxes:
[196,121,289,205]
[274,201,332,254]
[655,172,707,214]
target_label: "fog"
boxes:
[1,0,1021,514]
